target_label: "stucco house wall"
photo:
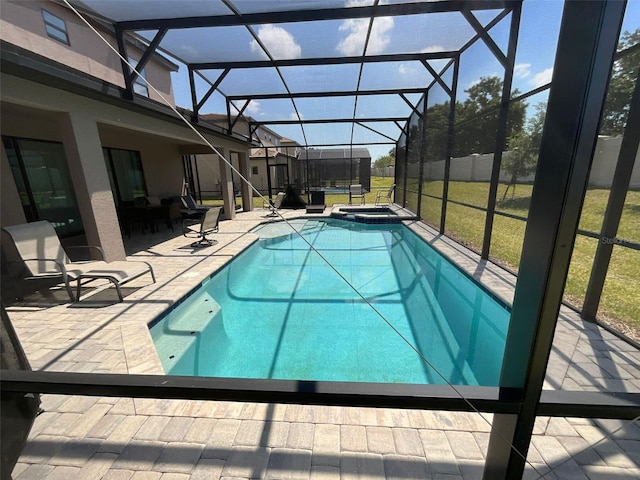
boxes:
[0,0,176,105]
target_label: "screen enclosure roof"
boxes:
[71,0,521,150]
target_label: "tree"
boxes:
[424,101,450,163]
[373,154,394,169]
[600,28,640,136]
[420,76,526,162]
[453,76,526,156]
[501,102,546,199]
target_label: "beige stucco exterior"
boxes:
[0,0,176,105]
[0,68,250,259]
[0,0,258,270]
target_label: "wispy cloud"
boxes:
[250,24,302,60]
[421,45,444,54]
[336,1,394,56]
[244,100,262,116]
[514,63,531,78]
[530,67,553,88]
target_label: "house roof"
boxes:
[249,147,296,159]
[299,148,371,161]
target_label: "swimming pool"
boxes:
[150,219,510,386]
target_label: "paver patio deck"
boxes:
[6,206,639,479]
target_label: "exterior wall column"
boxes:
[237,150,253,212]
[60,111,126,261]
[218,147,236,220]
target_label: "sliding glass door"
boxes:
[3,136,83,237]
[103,147,147,206]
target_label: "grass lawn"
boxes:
[249,179,397,209]
[425,180,640,333]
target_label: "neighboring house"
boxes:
[299,148,372,192]
[250,135,302,196]
[0,0,253,263]
[196,113,300,198]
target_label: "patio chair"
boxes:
[265,192,286,217]
[173,194,211,220]
[375,184,396,205]
[306,190,326,214]
[183,206,222,247]
[181,195,211,213]
[1,221,155,302]
[349,184,366,205]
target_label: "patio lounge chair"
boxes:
[170,194,211,220]
[180,194,211,213]
[375,184,396,205]
[306,190,325,213]
[349,184,366,205]
[1,221,155,302]
[265,192,286,217]
[183,206,222,247]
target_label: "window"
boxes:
[3,136,83,237]
[128,57,149,97]
[252,166,259,175]
[42,9,69,45]
[103,147,147,205]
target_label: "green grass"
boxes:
[248,180,397,209]
[422,180,640,331]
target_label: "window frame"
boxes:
[103,147,148,206]
[128,57,149,97]
[41,9,70,45]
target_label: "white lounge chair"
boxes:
[183,206,222,247]
[1,221,155,302]
[349,184,366,205]
[375,184,396,205]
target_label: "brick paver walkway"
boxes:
[6,207,639,479]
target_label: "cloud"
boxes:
[530,67,553,88]
[336,2,394,56]
[176,44,199,59]
[244,100,262,116]
[250,24,301,60]
[398,63,423,77]
[421,45,444,54]
[514,63,531,78]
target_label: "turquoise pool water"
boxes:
[150,219,510,385]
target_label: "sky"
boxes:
[145,0,639,162]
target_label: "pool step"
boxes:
[170,291,222,331]
[151,292,228,375]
